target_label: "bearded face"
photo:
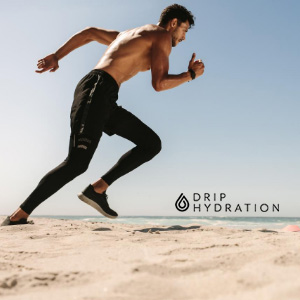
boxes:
[171,20,189,47]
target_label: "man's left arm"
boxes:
[36,27,119,73]
[85,27,120,45]
[54,27,119,60]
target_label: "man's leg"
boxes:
[11,133,100,220]
[10,70,111,221]
[78,106,161,218]
[93,106,162,190]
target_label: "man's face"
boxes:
[171,20,190,47]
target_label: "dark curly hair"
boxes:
[159,4,195,29]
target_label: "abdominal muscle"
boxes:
[94,25,163,87]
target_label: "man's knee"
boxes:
[152,135,162,155]
[66,147,95,176]
[144,134,162,159]
[75,161,90,175]
[65,158,90,178]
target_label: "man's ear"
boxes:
[170,18,178,28]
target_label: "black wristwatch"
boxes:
[188,69,196,80]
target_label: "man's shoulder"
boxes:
[134,24,169,36]
[118,24,170,49]
[140,25,170,43]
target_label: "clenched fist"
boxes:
[188,53,205,78]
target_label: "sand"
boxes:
[1,216,300,300]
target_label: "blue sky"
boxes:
[1,0,299,217]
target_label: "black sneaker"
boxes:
[1,216,34,226]
[78,185,118,219]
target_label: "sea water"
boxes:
[30,215,300,230]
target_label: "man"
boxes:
[2,4,204,226]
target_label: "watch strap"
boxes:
[188,69,196,80]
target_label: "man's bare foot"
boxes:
[10,208,29,222]
[92,178,109,194]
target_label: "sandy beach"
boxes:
[1,216,300,300]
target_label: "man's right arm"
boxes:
[36,27,119,73]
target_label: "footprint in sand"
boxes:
[0,271,91,295]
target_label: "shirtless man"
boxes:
[2,4,204,226]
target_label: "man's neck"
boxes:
[157,22,169,31]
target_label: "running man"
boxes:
[2,4,204,226]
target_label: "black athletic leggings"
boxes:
[20,69,161,215]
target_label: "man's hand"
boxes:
[35,53,59,73]
[188,53,205,78]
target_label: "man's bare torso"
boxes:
[36,18,203,91]
[94,24,170,87]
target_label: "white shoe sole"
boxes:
[77,193,118,219]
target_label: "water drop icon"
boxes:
[175,193,189,212]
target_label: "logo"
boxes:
[175,193,189,212]
[174,192,280,214]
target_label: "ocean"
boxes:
[29,216,300,230]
